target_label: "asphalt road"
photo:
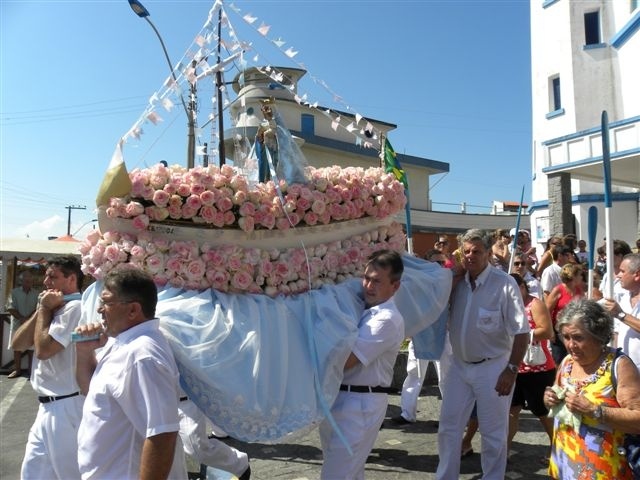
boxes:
[1,373,550,479]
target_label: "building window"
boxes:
[301,114,314,135]
[584,11,601,45]
[551,76,561,111]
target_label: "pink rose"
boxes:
[311,199,326,215]
[233,190,247,205]
[190,184,205,196]
[238,216,255,233]
[200,205,217,223]
[130,245,146,259]
[276,217,291,230]
[132,215,150,230]
[200,190,217,206]
[166,257,184,274]
[260,212,276,230]
[125,201,145,217]
[185,259,206,281]
[206,269,229,290]
[238,202,256,217]
[177,183,191,197]
[303,211,318,225]
[145,253,166,274]
[185,194,203,211]
[104,244,125,264]
[296,197,311,211]
[168,205,182,219]
[204,249,224,267]
[212,212,225,228]
[181,204,198,219]
[153,190,170,207]
[146,206,169,222]
[223,211,235,226]
[230,270,253,291]
[216,196,233,212]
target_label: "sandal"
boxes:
[7,370,22,379]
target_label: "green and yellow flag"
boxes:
[383,138,408,189]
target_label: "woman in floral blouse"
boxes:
[544,299,640,479]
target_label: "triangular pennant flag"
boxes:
[243,13,257,24]
[257,23,270,36]
[274,38,285,48]
[146,111,162,125]
[284,47,298,58]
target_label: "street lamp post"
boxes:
[128,0,196,169]
[72,219,98,238]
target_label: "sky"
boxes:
[0,0,532,241]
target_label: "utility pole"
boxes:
[66,205,87,236]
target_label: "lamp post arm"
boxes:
[143,16,196,168]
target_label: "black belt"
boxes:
[340,384,397,394]
[179,396,189,402]
[464,358,493,364]
[38,392,80,404]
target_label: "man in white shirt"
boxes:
[540,245,573,296]
[75,267,185,480]
[603,253,640,367]
[11,255,84,479]
[436,229,529,480]
[598,239,632,301]
[6,269,38,378]
[319,250,405,480]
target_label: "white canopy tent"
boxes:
[0,238,81,368]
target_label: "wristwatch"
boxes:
[592,405,603,419]
[617,311,626,320]
[506,363,519,374]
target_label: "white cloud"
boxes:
[14,215,65,240]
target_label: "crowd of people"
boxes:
[4,227,640,479]
[395,230,640,480]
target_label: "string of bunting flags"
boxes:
[120,0,386,167]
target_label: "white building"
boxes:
[529,0,640,248]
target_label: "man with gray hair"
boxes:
[436,229,529,480]
[6,269,38,378]
[603,253,640,367]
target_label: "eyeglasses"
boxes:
[513,261,524,266]
[98,299,133,308]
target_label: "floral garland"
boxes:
[80,224,406,296]
[106,163,406,232]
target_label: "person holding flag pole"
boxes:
[381,136,413,255]
[601,111,615,300]
[507,186,526,274]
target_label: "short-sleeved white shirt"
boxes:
[541,263,562,294]
[615,290,640,368]
[524,272,543,300]
[449,265,528,363]
[77,319,181,480]
[7,286,39,319]
[30,299,82,396]
[342,298,404,387]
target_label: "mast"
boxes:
[216,6,226,165]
